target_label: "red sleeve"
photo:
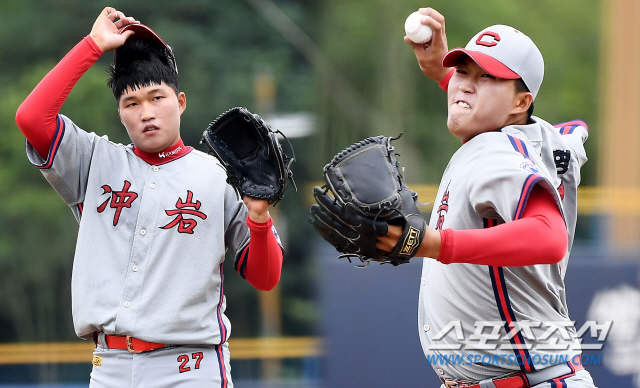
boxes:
[15,36,103,159]
[439,68,455,92]
[241,216,284,291]
[438,185,567,266]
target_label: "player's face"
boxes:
[447,57,524,142]
[118,82,186,153]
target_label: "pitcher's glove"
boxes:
[309,135,426,267]
[201,107,296,206]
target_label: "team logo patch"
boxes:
[476,31,500,47]
[519,160,540,175]
[400,226,421,256]
[158,146,181,158]
[435,183,450,230]
[92,355,102,366]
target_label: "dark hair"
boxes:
[515,78,534,119]
[107,39,179,101]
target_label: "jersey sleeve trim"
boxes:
[506,134,565,223]
[553,119,588,134]
[234,245,250,279]
[515,175,544,220]
[33,115,66,170]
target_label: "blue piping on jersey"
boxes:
[216,263,229,343]
[37,114,66,170]
[234,246,249,279]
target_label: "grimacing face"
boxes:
[447,56,530,142]
[117,82,186,153]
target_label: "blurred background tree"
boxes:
[0,0,599,344]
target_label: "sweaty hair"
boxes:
[515,78,534,119]
[107,39,179,101]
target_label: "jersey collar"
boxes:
[132,139,192,165]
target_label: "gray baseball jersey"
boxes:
[26,114,250,346]
[418,118,589,383]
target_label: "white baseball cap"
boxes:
[442,25,544,99]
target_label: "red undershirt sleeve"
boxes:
[243,216,284,291]
[439,68,455,92]
[438,185,567,266]
[15,36,103,159]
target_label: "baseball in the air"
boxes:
[404,11,433,44]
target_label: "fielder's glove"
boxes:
[201,107,296,206]
[309,135,426,266]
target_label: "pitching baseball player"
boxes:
[374,9,597,388]
[15,7,285,387]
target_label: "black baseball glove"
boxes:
[201,107,296,205]
[309,135,426,266]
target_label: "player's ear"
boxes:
[178,92,186,115]
[512,91,533,115]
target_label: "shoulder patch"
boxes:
[519,159,541,175]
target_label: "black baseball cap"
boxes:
[115,23,178,74]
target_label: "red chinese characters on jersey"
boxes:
[160,191,207,234]
[97,180,139,226]
[435,183,450,230]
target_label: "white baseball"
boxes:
[404,11,432,44]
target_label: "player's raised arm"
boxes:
[15,7,139,159]
[404,7,452,84]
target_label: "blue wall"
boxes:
[319,242,639,388]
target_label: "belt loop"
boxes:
[519,371,531,387]
[478,380,497,388]
[97,332,108,349]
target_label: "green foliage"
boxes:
[315,0,600,185]
[0,67,79,342]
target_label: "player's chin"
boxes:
[133,138,166,153]
[446,119,466,140]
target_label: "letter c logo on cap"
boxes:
[476,31,501,47]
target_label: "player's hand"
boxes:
[375,224,402,254]
[404,7,452,83]
[376,224,442,259]
[90,7,139,53]
[243,196,271,223]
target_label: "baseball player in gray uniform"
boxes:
[374,8,597,388]
[15,7,285,388]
